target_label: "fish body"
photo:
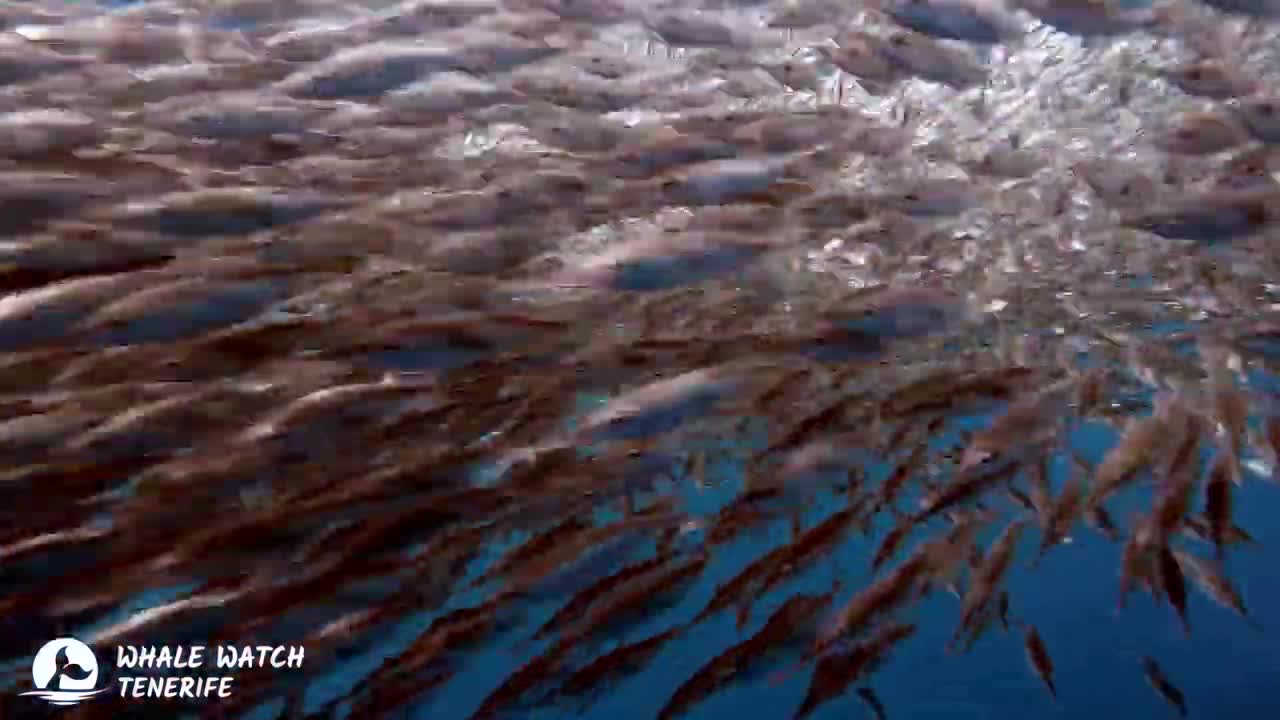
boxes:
[826,287,973,341]
[573,366,755,444]
[1231,97,1280,144]
[1023,625,1057,700]
[876,30,988,89]
[795,622,916,720]
[1152,112,1251,156]
[1142,656,1188,717]
[1015,0,1158,36]
[1124,187,1280,242]
[1155,61,1258,99]
[881,0,1020,44]
[1198,0,1280,17]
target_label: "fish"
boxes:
[0,108,102,158]
[1118,514,1159,611]
[1023,624,1057,701]
[659,590,836,720]
[1230,96,1280,144]
[1141,656,1188,717]
[76,277,297,348]
[652,154,815,207]
[1152,60,1259,100]
[871,517,918,573]
[877,0,1022,44]
[602,131,739,180]
[955,518,1026,643]
[761,58,825,94]
[1181,514,1255,548]
[274,42,462,99]
[1087,412,1167,508]
[553,625,686,708]
[559,551,709,647]
[875,29,989,89]
[98,187,347,238]
[1073,158,1159,208]
[1124,186,1280,242]
[1014,0,1159,36]
[1197,0,1280,19]
[1034,458,1085,561]
[793,622,917,720]
[470,515,592,589]
[1151,112,1252,156]
[1086,503,1121,542]
[825,287,974,342]
[531,553,672,642]
[644,12,743,49]
[550,232,785,293]
[470,641,576,720]
[768,0,847,31]
[1204,452,1234,559]
[1173,550,1260,629]
[872,178,982,217]
[0,173,124,238]
[962,374,1085,467]
[856,686,889,720]
[569,365,767,445]
[520,531,651,600]
[1148,465,1195,552]
[814,550,930,657]
[815,35,905,92]
[2,0,1280,715]
[816,519,982,658]
[1156,546,1191,637]
[747,504,867,624]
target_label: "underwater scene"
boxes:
[2,0,1280,718]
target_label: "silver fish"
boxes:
[878,0,1021,44]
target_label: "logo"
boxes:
[20,638,108,706]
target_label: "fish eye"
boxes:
[903,193,919,202]
[1256,103,1276,117]
[891,35,908,46]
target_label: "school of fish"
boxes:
[1,0,1280,716]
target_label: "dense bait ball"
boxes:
[0,0,1279,719]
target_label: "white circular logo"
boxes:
[20,638,108,707]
